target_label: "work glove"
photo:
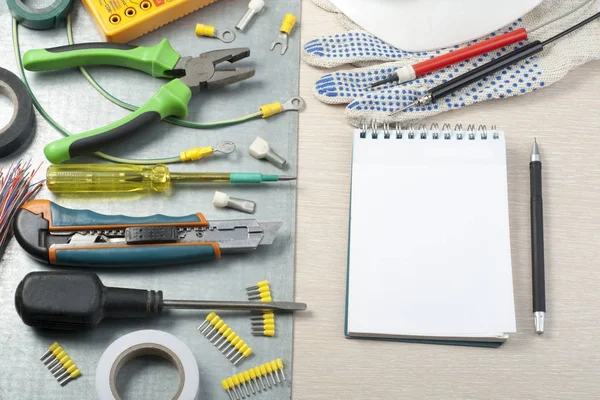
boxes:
[303,0,600,126]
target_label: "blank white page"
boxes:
[347,129,516,336]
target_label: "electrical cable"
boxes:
[528,0,596,33]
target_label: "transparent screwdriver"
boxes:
[46,164,296,193]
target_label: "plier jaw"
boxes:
[175,48,255,91]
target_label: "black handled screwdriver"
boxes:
[15,271,307,331]
[391,11,600,116]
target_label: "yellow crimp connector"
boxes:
[196,24,216,37]
[280,14,297,34]
[180,146,214,162]
[260,102,283,118]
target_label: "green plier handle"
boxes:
[23,40,191,164]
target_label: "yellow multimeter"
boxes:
[81,0,220,43]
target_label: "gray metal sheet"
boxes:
[0,0,300,398]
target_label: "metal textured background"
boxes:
[0,0,300,398]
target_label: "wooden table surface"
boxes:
[293,1,600,398]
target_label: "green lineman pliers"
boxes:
[22,40,255,164]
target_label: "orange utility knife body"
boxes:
[13,200,281,267]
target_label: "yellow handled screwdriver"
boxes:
[46,164,296,193]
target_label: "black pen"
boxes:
[530,139,546,334]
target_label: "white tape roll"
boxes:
[96,330,200,400]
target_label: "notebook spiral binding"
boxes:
[359,120,499,140]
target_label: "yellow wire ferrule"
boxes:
[280,14,297,34]
[180,146,214,162]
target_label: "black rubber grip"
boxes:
[530,161,545,312]
[45,43,135,53]
[15,271,163,330]
[431,41,544,102]
[69,111,161,158]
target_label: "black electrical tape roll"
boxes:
[0,68,35,158]
[7,0,73,30]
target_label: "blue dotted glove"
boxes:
[303,0,600,126]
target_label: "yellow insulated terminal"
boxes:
[46,350,67,369]
[260,296,273,303]
[270,360,282,383]
[232,344,252,365]
[251,317,275,327]
[43,346,64,365]
[59,368,81,386]
[250,312,274,321]
[259,365,271,388]
[237,373,251,397]
[40,342,60,361]
[197,312,217,331]
[222,379,234,400]
[248,368,261,392]
[231,375,242,394]
[276,358,287,381]
[180,141,236,162]
[201,315,221,336]
[259,103,283,119]
[195,23,215,37]
[253,366,268,390]
[207,320,225,340]
[252,329,275,337]
[223,335,241,355]
[53,359,74,376]
[248,291,271,300]
[215,327,233,347]
[180,146,213,162]
[50,354,71,374]
[226,377,241,400]
[218,332,237,351]
[246,280,269,291]
[242,371,255,394]
[270,14,297,54]
[226,339,246,360]
[195,24,236,43]
[280,14,297,34]
[264,362,277,385]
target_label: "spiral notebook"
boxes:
[345,124,516,347]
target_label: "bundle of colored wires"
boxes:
[0,160,43,260]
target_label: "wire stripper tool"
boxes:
[22,41,255,164]
[14,200,281,268]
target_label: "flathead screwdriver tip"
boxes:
[278,176,296,181]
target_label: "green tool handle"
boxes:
[22,39,182,78]
[43,80,192,164]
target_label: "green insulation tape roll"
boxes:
[7,0,73,30]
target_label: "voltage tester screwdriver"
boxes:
[391,10,600,116]
[15,271,308,331]
[46,164,295,194]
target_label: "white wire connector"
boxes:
[213,191,256,214]
[236,0,265,32]
[248,137,286,169]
